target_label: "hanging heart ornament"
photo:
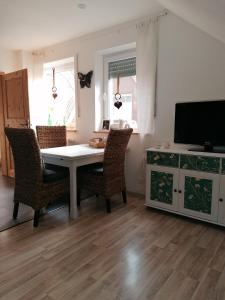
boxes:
[52,87,58,99]
[52,67,58,99]
[114,100,122,109]
[114,92,122,109]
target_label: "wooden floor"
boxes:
[0,174,33,231]
[0,183,225,299]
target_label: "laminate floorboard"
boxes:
[0,177,225,300]
[0,174,33,230]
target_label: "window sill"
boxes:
[66,129,77,132]
[93,130,139,135]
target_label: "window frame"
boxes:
[43,57,77,131]
[103,49,136,121]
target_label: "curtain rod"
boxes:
[148,9,169,20]
[136,10,168,28]
[158,10,169,18]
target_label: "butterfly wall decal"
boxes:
[78,71,93,88]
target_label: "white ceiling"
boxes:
[0,0,163,50]
[1,0,225,51]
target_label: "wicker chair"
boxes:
[77,128,133,213]
[5,128,69,227]
[36,125,68,172]
[36,125,67,149]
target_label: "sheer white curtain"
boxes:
[136,17,159,136]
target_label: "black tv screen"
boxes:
[174,100,225,147]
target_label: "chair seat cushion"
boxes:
[91,167,103,174]
[44,163,69,174]
[43,167,69,183]
[78,162,103,175]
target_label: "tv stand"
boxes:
[188,146,225,154]
[146,147,225,227]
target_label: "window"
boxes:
[103,50,137,129]
[42,57,76,130]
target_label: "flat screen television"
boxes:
[174,100,225,152]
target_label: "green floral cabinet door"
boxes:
[218,175,225,226]
[184,176,212,214]
[147,166,179,211]
[179,170,219,221]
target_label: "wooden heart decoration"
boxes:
[114,101,122,109]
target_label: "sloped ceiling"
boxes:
[158,0,225,45]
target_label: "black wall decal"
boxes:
[78,71,93,88]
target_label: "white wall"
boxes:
[155,13,225,147]
[31,13,225,194]
[32,21,137,139]
[0,49,19,73]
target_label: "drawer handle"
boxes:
[178,190,182,194]
[174,189,177,193]
[219,198,223,202]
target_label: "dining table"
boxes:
[41,144,104,219]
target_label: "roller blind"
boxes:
[108,57,136,79]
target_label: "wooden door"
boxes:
[0,69,30,177]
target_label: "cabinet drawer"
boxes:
[147,151,179,168]
[180,155,220,173]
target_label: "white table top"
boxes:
[41,144,104,160]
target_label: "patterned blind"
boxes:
[108,57,136,79]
